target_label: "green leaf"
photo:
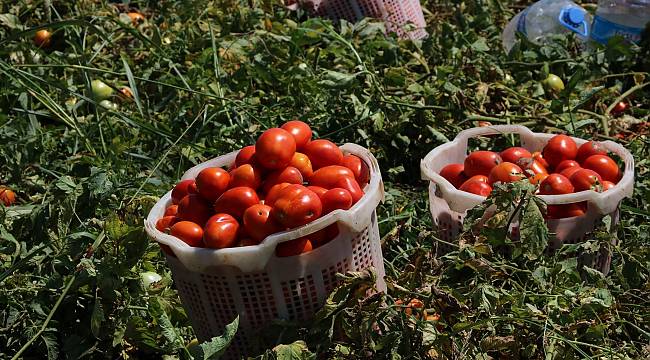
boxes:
[91,297,105,338]
[0,14,22,29]
[55,175,81,194]
[564,118,597,132]
[518,196,549,260]
[189,316,239,360]
[579,288,613,311]
[443,81,460,93]
[532,266,550,287]
[154,301,185,351]
[87,168,114,201]
[562,68,584,97]
[121,56,146,117]
[427,125,450,142]
[318,70,357,88]
[42,330,60,360]
[271,341,315,359]
[356,19,386,38]
[571,86,605,112]
[471,38,490,52]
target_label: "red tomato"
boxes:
[214,187,260,219]
[243,204,282,242]
[303,139,343,170]
[582,155,621,183]
[570,169,603,192]
[235,145,256,167]
[170,221,204,247]
[255,128,296,170]
[0,187,16,206]
[542,134,578,168]
[560,166,582,180]
[439,163,468,189]
[532,152,550,169]
[529,173,549,185]
[264,182,292,207]
[203,214,240,249]
[459,179,492,196]
[33,30,52,48]
[309,165,355,189]
[602,181,615,191]
[611,101,628,116]
[290,152,314,179]
[308,223,340,248]
[271,185,322,228]
[555,160,580,174]
[196,167,231,202]
[262,166,303,193]
[281,120,312,151]
[321,188,353,214]
[539,174,574,195]
[335,176,364,204]
[307,185,328,199]
[324,223,340,244]
[300,230,326,249]
[488,162,524,184]
[156,216,178,232]
[340,154,370,186]
[229,164,262,189]
[465,175,489,183]
[516,157,548,177]
[547,203,586,219]
[500,147,532,164]
[276,238,313,257]
[464,151,502,177]
[177,194,212,226]
[164,205,178,217]
[127,12,145,25]
[576,141,607,163]
[171,179,197,204]
[119,86,133,99]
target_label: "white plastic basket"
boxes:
[291,0,428,39]
[145,143,385,358]
[420,125,635,274]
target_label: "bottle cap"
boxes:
[565,8,585,26]
[559,6,589,37]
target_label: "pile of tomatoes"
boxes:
[155,121,370,257]
[439,134,623,219]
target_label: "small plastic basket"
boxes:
[290,0,428,39]
[420,125,635,274]
[145,143,385,358]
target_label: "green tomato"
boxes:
[98,100,118,111]
[91,79,114,100]
[543,74,565,93]
[187,338,199,349]
[140,271,162,292]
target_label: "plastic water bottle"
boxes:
[591,0,650,44]
[502,0,592,52]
